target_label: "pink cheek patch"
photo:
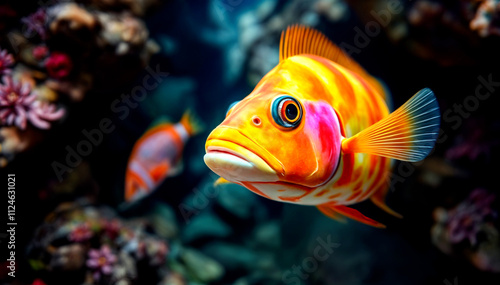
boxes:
[303,101,342,179]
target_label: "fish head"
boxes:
[204,89,342,188]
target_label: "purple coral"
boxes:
[0,76,65,130]
[86,245,117,280]
[21,8,48,40]
[0,48,14,75]
[447,189,496,245]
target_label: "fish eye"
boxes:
[271,95,302,128]
[226,100,240,116]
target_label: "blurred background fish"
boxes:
[125,111,202,202]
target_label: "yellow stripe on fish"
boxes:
[204,25,440,228]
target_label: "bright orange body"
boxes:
[205,26,441,227]
[222,54,391,206]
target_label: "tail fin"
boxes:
[180,110,204,136]
[341,88,440,162]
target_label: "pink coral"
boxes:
[45,52,73,79]
[30,279,47,285]
[86,245,117,280]
[0,76,65,130]
[0,48,14,75]
[69,223,93,242]
[32,45,49,61]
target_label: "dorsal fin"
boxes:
[279,25,386,98]
[279,25,367,77]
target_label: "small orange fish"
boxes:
[204,26,441,228]
[125,111,201,202]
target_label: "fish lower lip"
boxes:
[204,137,279,182]
[206,147,249,162]
[205,127,285,175]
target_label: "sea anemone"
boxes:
[87,245,117,280]
[0,76,65,130]
[0,48,14,75]
[45,52,73,79]
[29,100,66,129]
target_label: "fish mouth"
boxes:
[204,126,283,182]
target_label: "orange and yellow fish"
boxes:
[125,111,201,202]
[204,26,440,228]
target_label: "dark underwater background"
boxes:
[1,0,500,284]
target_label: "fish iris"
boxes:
[272,96,302,128]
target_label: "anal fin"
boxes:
[317,203,386,228]
[370,185,403,219]
[317,204,347,223]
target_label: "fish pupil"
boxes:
[286,104,298,120]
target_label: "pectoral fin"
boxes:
[342,88,440,162]
[317,203,386,228]
[214,177,232,186]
